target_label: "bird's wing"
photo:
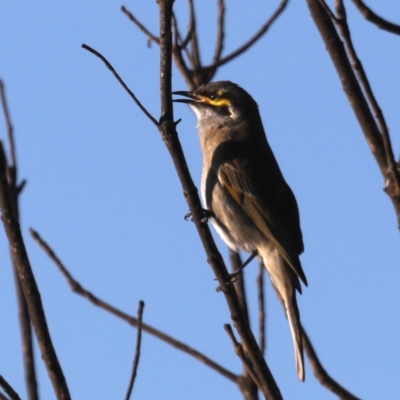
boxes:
[218,158,306,284]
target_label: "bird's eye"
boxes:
[209,94,217,100]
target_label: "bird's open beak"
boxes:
[172,90,206,105]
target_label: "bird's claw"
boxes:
[184,208,214,223]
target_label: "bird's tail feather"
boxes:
[259,247,305,381]
[285,291,304,381]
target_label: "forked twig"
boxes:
[207,0,289,69]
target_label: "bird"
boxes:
[173,81,307,381]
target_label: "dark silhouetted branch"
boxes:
[229,250,259,400]
[121,6,160,44]
[158,1,282,398]
[124,301,145,400]
[0,143,70,400]
[123,0,289,89]
[207,0,289,70]
[307,0,400,229]
[30,227,239,383]
[0,376,22,400]
[213,0,226,63]
[81,44,159,126]
[1,80,39,400]
[351,0,400,35]
[224,324,262,394]
[257,263,266,355]
[334,0,400,200]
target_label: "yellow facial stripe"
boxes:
[204,97,231,107]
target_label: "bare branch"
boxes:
[302,328,361,400]
[124,301,145,400]
[29,227,239,383]
[1,80,39,400]
[350,0,400,35]
[306,0,400,228]
[0,143,71,400]
[207,0,289,69]
[213,0,226,63]
[187,0,201,70]
[14,277,39,400]
[224,324,262,390]
[0,81,16,169]
[121,6,160,44]
[229,250,251,324]
[158,1,282,397]
[257,263,266,355]
[0,376,22,400]
[334,0,400,198]
[81,44,159,126]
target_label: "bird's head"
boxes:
[173,81,258,124]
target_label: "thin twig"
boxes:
[0,143,71,400]
[229,250,251,324]
[121,6,160,44]
[206,0,289,69]
[81,44,159,126]
[257,263,266,355]
[334,0,400,198]
[213,0,226,63]
[229,251,259,399]
[302,327,361,400]
[0,81,16,168]
[350,0,400,35]
[124,301,145,400]
[29,227,239,383]
[0,376,22,400]
[187,0,201,71]
[224,325,262,390]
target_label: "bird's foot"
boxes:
[216,251,258,291]
[184,208,214,223]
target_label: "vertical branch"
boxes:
[306,0,400,228]
[334,0,400,198]
[157,1,282,398]
[0,143,70,400]
[229,251,259,400]
[257,263,266,355]
[0,81,38,400]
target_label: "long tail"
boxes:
[259,247,305,381]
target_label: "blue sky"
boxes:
[1,1,399,399]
